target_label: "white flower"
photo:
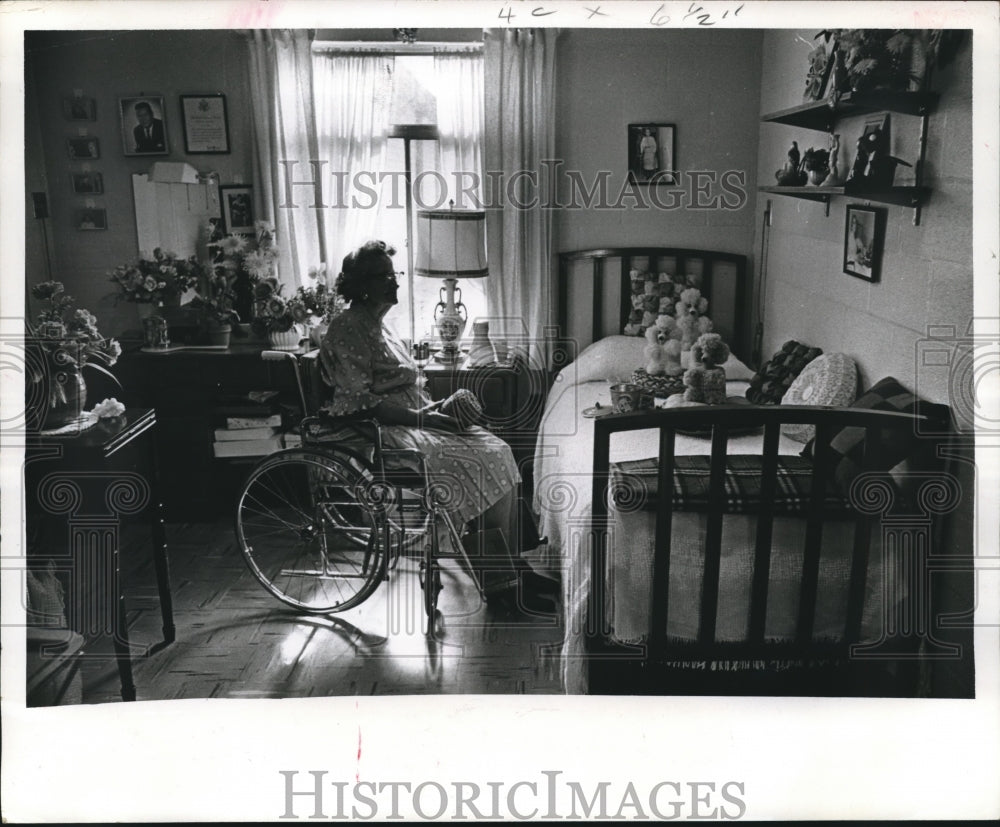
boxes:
[93,397,126,418]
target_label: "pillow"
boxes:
[801,376,951,497]
[745,340,823,404]
[780,353,858,443]
[440,388,484,429]
[563,335,647,384]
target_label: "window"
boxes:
[312,46,486,345]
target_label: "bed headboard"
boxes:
[555,247,749,362]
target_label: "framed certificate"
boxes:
[180,93,230,154]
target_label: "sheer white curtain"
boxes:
[246,30,323,288]
[433,48,484,208]
[483,29,558,368]
[312,49,395,274]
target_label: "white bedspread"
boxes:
[533,376,885,694]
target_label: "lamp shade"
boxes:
[414,209,488,279]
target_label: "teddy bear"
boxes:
[674,286,714,350]
[682,333,730,405]
[643,314,683,377]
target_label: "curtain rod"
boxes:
[312,41,483,55]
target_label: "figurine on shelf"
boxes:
[802,146,831,186]
[775,140,804,186]
[822,133,846,186]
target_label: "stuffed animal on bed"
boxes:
[643,315,683,377]
[674,287,714,350]
[682,333,730,404]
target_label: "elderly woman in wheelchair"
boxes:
[234,240,554,620]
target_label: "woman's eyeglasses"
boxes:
[376,270,404,286]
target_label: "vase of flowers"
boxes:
[251,277,310,350]
[206,219,280,324]
[109,248,205,348]
[27,281,121,430]
[298,264,345,347]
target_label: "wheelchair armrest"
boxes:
[301,413,386,458]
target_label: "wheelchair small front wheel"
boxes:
[235,448,386,613]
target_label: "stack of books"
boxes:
[212,391,286,458]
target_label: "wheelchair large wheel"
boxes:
[235,448,387,613]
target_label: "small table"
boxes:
[25,408,174,702]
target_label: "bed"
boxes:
[535,248,944,695]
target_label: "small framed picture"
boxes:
[119,95,169,156]
[71,172,103,194]
[628,123,676,184]
[220,185,254,233]
[63,96,96,121]
[67,137,100,160]
[180,94,230,154]
[843,204,885,283]
[76,207,107,231]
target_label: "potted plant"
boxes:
[189,267,240,347]
[27,281,121,430]
[250,277,311,350]
[801,146,831,186]
[297,263,345,347]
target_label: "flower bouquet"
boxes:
[27,281,121,430]
[296,264,345,346]
[109,248,204,307]
[251,277,310,349]
[207,219,280,322]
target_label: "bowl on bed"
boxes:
[631,368,684,399]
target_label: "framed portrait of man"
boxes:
[119,95,169,156]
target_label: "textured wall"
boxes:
[754,30,973,406]
[25,30,254,337]
[553,29,763,257]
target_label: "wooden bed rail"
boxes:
[586,404,954,695]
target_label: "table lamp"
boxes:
[414,205,488,364]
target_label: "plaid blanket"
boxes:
[611,454,854,515]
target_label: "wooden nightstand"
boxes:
[423,357,548,492]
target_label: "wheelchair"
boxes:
[233,350,484,620]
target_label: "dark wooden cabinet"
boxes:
[423,360,548,490]
[116,345,302,520]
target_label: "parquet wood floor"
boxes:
[78,521,564,702]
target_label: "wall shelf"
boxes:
[761,91,939,132]
[761,89,936,224]
[758,184,930,215]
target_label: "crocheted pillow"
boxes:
[622,271,671,336]
[780,353,858,443]
[801,376,951,496]
[745,340,823,404]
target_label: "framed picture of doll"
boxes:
[843,204,885,282]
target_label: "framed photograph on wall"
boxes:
[75,207,107,231]
[66,137,100,160]
[180,94,230,154]
[63,96,96,121]
[628,123,676,184]
[220,185,254,234]
[843,204,885,282]
[119,95,169,156]
[71,172,103,194]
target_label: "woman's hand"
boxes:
[420,411,462,433]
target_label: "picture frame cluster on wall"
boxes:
[627,122,677,185]
[117,93,231,156]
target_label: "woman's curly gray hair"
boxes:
[334,240,397,302]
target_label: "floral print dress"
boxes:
[319,305,519,527]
